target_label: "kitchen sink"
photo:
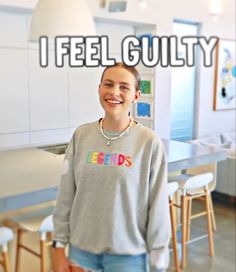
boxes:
[38,144,67,155]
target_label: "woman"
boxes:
[52,63,170,272]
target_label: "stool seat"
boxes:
[0,227,13,245]
[169,172,215,269]
[170,173,214,195]
[10,206,54,232]
[168,182,179,198]
[0,227,13,272]
[39,215,53,233]
[8,206,55,272]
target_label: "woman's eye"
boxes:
[120,85,130,91]
[103,83,112,87]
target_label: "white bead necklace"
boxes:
[100,118,132,146]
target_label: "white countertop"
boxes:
[0,147,64,198]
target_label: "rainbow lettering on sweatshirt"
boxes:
[86,151,132,167]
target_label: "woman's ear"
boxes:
[133,90,141,103]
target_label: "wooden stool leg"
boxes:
[181,195,187,269]
[169,200,180,272]
[47,232,53,243]
[205,192,214,256]
[186,198,192,241]
[2,251,11,272]
[15,228,22,272]
[40,240,46,272]
[209,194,217,231]
[47,232,53,269]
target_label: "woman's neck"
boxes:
[102,115,131,132]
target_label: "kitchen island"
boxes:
[0,146,64,214]
[0,140,226,214]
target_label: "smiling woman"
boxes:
[52,62,171,272]
[98,63,141,127]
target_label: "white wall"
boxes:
[0,0,235,146]
[88,0,236,138]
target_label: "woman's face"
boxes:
[99,67,140,119]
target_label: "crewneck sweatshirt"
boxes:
[53,120,171,271]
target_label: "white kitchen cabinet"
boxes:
[30,128,69,145]
[0,48,29,134]
[28,49,68,131]
[0,133,30,149]
[68,67,103,128]
[0,11,28,48]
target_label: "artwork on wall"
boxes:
[140,74,153,97]
[134,99,153,120]
[134,26,156,129]
[213,39,236,110]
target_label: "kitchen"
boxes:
[0,0,235,271]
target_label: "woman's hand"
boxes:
[52,248,71,272]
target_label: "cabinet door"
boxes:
[29,49,68,131]
[0,11,28,48]
[69,67,103,129]
[0,48,29,134]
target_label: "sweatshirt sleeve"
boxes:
[53,132,77,244]
[147,139,171,271]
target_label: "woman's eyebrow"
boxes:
[103,79,113,82]
[103,79,131,87]
[120,82,131,86]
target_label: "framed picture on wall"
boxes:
[140,74,153,97]
[213,39,236,110]
[134,99,153,120]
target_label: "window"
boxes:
[170,21,199,141]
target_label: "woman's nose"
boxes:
[110,85,120,96]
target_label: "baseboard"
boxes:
[212,191,236,207]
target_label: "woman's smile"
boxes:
[106,99,123,106]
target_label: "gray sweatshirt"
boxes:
[53,120,171,271]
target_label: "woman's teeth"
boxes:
[107,100,122,104]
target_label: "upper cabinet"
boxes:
[68,66,103,130]
[0,11,28,48]
[0,48,29,134]
[28,49,68,131]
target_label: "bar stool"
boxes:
[0,227,14,272]
[169,169,217,233]
[167,182,180,272]
[174,173,215,269]
[7,206,54,272]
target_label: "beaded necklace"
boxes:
[100,118,132,146]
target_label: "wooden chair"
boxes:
[167,182,180,272]
[0,227,14,272]
[174,173,215,269]
[8,206,54,272]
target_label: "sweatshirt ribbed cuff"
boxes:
[149,247,169,271]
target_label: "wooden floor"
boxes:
[168,199,236,272]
